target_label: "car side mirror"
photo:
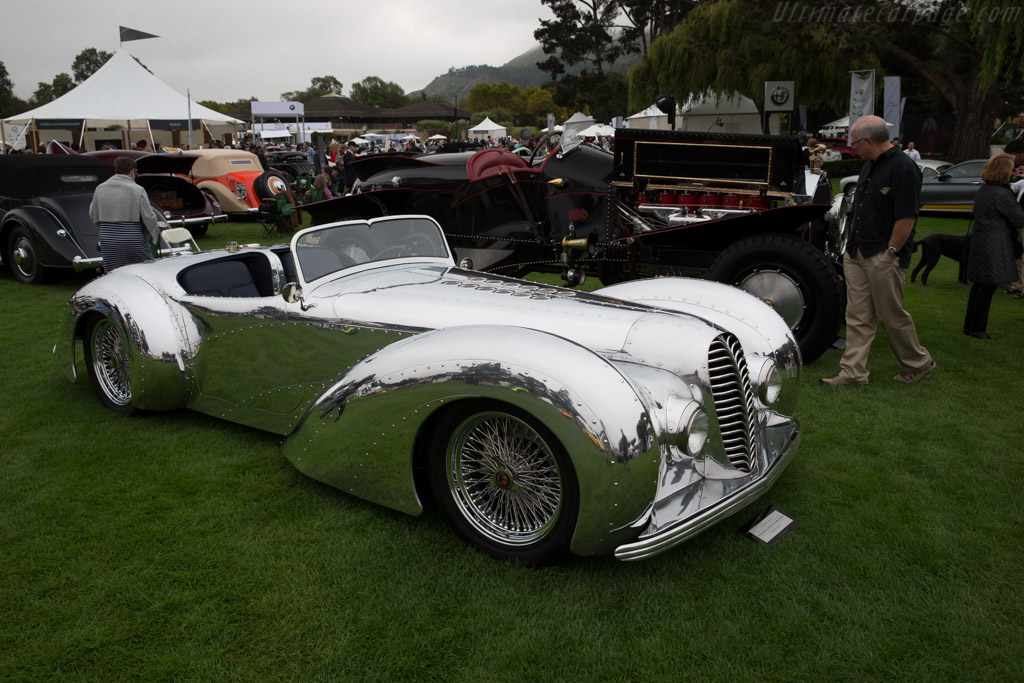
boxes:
[282,282,310,310]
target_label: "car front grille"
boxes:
[708,333,756,472]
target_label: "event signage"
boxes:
[764,81,795,112]
[848,70,875,142]
[251,101,305,117]
[35,119,84,130]
[150,119,201,131]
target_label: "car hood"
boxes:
[308,264,723,365]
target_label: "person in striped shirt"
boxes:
[89,157,164,273]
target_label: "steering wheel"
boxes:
[529,132,559,167]
[374,246,413,260]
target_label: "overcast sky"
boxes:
[4,0,553,104]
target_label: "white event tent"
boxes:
[2,49,243,151]
[468,116,507,141]
[627,92,762,134]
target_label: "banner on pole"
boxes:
[883,76,901,141]
[848,70,874,142]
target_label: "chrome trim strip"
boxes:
[614,425,799,561]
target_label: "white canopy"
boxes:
[626,92,761,134]
[3,50,242,129]
[562,112,596,139]
[427,134,448,140]
[575,123,615,139]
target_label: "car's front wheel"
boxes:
[84,316,141,416]
[428,403,578,565]
[6,224,51,285]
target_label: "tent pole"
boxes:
[80,119,87,152]
[30,119,38,152]
[146,120,154,150]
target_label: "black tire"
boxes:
[189,223,209,238]
[253,171,289,201]
[5,224,51,285]
[428,402,579,566]
[84,316,141,416]
[705,233,844,364]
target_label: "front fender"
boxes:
[281,324,662,556]
[59,271,195,411]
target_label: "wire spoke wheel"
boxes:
[86,317,137,414]
[448,412,563,545]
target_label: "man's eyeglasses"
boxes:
[851,137,870,146]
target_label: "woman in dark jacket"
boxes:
[963,153,1024,339]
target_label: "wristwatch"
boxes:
[886,246,898,257]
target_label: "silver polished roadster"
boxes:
[59,215,802,564]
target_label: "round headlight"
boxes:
[164,210,172,219]
[684,408,709,457]
[757,358,783,406]
[670,399,708,459]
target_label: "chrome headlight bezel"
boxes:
[754,357,783,407]
[666,395,709,462]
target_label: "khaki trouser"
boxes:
[837,250,932,382]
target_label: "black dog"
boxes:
[910,233,970,285]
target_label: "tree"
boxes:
[0,61,26,119]
[535,0,623,79]
[350,77,407,109]
[72,48,112,83]
[29,72,75,108]
[281,76,345,103]
[629,0,1024,162]
[616,0,698,58]
[310,75,344,96]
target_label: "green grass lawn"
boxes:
[2,214,1022,680]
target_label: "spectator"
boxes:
[821,115,935,386]
[89,157,164,273]
[342,141,358,191]
[904,141,921,161]
[310,173,334,202]
[963,153,1024,338]
[1002,139,1024,296]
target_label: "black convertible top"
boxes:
[0,155,114,198]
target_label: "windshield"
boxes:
[292,216,451,283]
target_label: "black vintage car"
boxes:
[303,129,847,363]
[265,150,316,184]
[0,154,215,284]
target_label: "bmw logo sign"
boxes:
[289,104,296,111]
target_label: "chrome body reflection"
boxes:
[59,215,802,561]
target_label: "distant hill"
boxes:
[410,44,640,101]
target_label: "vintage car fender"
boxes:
[194,179,253,214]
[59,270,196,411]
[597,277,800,372]
[281,324,668,556]
[1,205,93,269]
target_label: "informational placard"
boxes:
[744,506,799,547]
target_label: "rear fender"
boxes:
[281,324,662,556]
[1,207,92,268]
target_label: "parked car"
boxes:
[918,158,986,214]
[185,149,288,215]
[817,137,859,160]
[58,215,802,564]
[839,158,954,197]
[85,149,227,237]
[264,150,316,185]
[0,154,191,284]
[303,129,846,364]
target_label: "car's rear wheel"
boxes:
[428,403,578,566]
[84,316,141,416]
[6,225,51,285]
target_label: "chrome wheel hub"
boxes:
[739,269,805,330]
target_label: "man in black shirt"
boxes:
[822,115,935,386]
[341,141,358,192]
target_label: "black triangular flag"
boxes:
[119,26,159,42]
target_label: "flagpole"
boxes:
[187,89,194,150]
